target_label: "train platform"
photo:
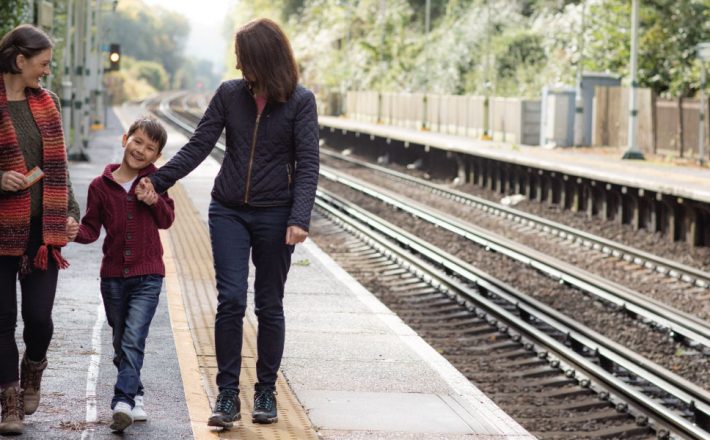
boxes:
[13,104,534,439]
[319,115,710,204]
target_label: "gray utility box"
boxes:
[540,87,575,147]
[540,73,621,147]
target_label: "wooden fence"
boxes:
[593,86,710,159]
[340,88,709,160]
[344,91,540,146]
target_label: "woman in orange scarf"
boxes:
[0,24,80,435]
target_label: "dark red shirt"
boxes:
[76,163,175,278]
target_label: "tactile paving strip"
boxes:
[164,182,318,440]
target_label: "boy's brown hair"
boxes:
[127,117,167,152]
[235,18,298,102]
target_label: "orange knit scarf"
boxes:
[0,77,68,271]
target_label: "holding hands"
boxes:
[66,217,79,242]
[136,177,158,206]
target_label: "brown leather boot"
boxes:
[0,384,24,435]
[20,355,47,415]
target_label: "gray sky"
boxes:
[143,0,235,74]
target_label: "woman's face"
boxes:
[17,48,52,89]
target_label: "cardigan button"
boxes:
[123,268,129,274]
[126,233,132,240]
[127,213,133,220]
[125,249,131,256]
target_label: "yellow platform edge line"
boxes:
[162,224,219,440]
[162,182,319,440]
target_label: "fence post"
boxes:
[651,91,658,154]
[677,96,684,158]
[700,63,706,165]
[377,92,382,124]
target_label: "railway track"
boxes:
[312,190,710,439]
[317,166,710,353]
[148,92,710,439]
[319,149,710,292]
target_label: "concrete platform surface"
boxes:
[12,104,534,439]
[121,103,534,439]
[319,115,710,204]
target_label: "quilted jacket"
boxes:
[150,80,320,231]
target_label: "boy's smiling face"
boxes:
[122,128,161,171]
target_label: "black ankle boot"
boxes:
[252,388,277,424]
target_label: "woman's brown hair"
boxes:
[0,24,54,74]
[235,18,298,102]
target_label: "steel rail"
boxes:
[321,148,710,291]
[319,166,710,351]
[316,187,710,439]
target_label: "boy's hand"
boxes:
[66,217,79,241]
[1,171,29,192]
[137,188,159,206]
[138,177,155,194]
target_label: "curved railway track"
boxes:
[147,92,710,439]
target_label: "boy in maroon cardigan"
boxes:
[74,117,174,432]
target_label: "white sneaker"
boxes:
[110,402,134,432]
[132,395,148,421]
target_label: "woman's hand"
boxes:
[285,225,308,245]
[66,217,79,242]
[1,171,29,192]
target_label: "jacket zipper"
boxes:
[244,112,262,203]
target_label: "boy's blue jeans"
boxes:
[100,275,162,409]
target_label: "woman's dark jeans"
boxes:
[0,219,58,384]
[100,275,162,408]
[209,199,294,394]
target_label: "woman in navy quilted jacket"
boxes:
[141,18,319,429]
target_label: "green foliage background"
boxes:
[4,0,710,100]
[0,1,31,36]
[221,0,710,99]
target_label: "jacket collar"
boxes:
[102,163,157,187]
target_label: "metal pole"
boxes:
[69,0,89,161]
[573,1,586,146]
[81,0,93,149]
[93,0,105,128]
[700,63,706,165]
[622,0,644,159]
[482,0,491,140]
[422,0,430,130]
[61,0,74,147]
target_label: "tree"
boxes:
[102,0,189,84]
[0,0,30,37]
[586,0,710,97]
